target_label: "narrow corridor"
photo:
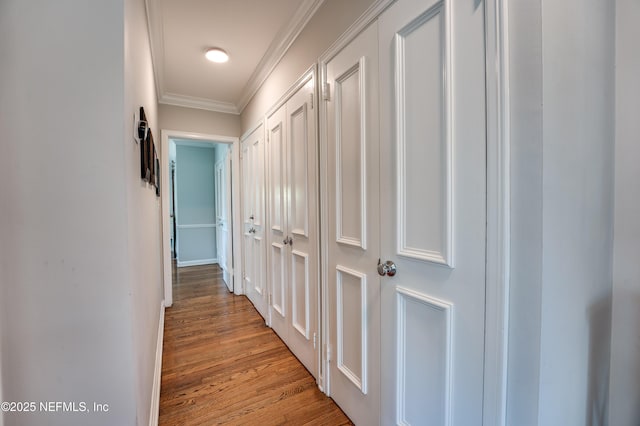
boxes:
[159,263,351,425]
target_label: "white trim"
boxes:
[237,0,325,112]
[144,0,164,109]
[148,301,165,426]
[176,223,217,229]
[146,0,324,115]
[318,0,397,65]
[177,258,217,268]
[266,65,316,119]
[160,93,239,115]
[161,129,241,306]
[240,119,266,143]
[483,0,511,425]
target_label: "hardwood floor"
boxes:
[159,263,352,425]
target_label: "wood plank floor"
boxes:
[159,263,352,425]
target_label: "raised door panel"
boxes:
[335,61,366,250]
[288,103,309,238]
[395,3,452,267]
[396,287,452,425]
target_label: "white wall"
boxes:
[0,1,163,425]
[240,0,375,130]
[507,1,615,424]
[610,0,640,424]
[505,1,544,424]
[159,104,241,137]
[538,1,614,424]
[124,0,164,424]
[0,1,137,425]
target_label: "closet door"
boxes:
[284,77,318,374]
[323,22,380,425]
[378,0,488,423]
[249,129,267,320]
[266,70,319,377]
[266,106,289,339]
[241,125,268,320]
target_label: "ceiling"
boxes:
[146,0,325,114]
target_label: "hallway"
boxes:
[159,264,351,425]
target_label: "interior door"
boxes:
[284,76,318,375]
[324,22,380,426]
[266,74,319,376]
[266,105,288,339]
[223,148,233,288]
[241,126,268,320]
[215,159,232,291]
[379,0,487,424]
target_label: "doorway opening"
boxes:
[161,130,241,307]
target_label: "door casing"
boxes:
[160,130,242,307]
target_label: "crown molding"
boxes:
[144,0,165,104]
[160,93,240,115]
[236,0,325,113]
[145,0,324,116]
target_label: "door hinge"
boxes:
[313,332,317,349]
[325,343,332,362]
[242,271,246,280]
[310,92,314,109]
[268,293,272,305]
[322,82,330,101]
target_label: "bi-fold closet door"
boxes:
[241,124,268,320]
[266,70,319,376]
[320,0,490,424]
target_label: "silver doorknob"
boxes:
[282,236,293,246]
[377,259,397,277]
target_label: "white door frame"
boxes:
[483,0,511,424]
[160,129,242,307]
[317,0,511,424]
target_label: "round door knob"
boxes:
[377,259,397,277]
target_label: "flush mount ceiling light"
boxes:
[205,48,229,63]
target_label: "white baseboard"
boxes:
[149,301,165,426]
[176,258,217,267]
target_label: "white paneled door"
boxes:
[241,125,268,320]
[379,0,487,424]
[215,149,233,292]
[324,0,487,424]
[324,22,381,426]
[266,71,319,376]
